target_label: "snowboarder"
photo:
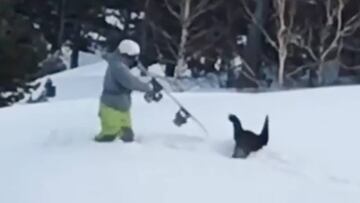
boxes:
[94,39,161,142]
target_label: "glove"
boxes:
[144,78,163,103]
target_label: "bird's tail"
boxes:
[260,115,269,146]
[229,114,243,139]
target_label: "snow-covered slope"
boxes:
[1,63,359,203]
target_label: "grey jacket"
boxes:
[100,49,152,111]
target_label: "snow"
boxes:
[105,15,124,30]
[104,9,125,30]
[85,32,106,42]
[232,55,243,67]
[237,35,247,45]
[214,58,222,70]
[148,63,166,77]
[1,62,360,203]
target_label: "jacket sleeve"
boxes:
[108,59,152,93]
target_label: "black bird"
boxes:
[229,114,269,158]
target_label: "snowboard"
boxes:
[137,63,209,136]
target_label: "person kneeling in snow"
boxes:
[95,39,160,142]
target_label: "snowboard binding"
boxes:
[144,78,163,103]
[144,91,163,103]
[173,107,191,126]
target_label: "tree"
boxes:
[15,0,113,68]
[242,0,298,87]
[0,0,48,107]
[274,0,360,86]
[146,0,222,77]
[241,0,272,87]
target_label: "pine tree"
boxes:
[15,0,144,68]
[0,0,48,107]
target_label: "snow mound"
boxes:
[1,62,360,203]
[1,84,360,202]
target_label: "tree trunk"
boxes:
[70,48,79,68]
[276,0,287,87]
[174,0,191,78]
[236,0,271,88]
[278,48,286,86]
[139,0,150,76]
[70,22,80,69]
[243,0,271,78]
[57,0,66,50]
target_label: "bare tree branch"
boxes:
[304,28,318,61]
[166,43,178,60]
[164,0,181,20]
[325,0,336,26]
[240,70,261,86]
[148,21,178,47]
[341,13,360,36]
[187,29,208,44]
[188,0,222,24]
[241,0,279,50]
[193,0,210,13]
[235,53,257,77]
[191,30,226,58]
[275,0,288,86]
[188,24,205,35]
[320,0,344,62]
[340,61,360,70]
[286,62,319,78]
[289,27,318,61]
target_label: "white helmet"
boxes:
[118,39,140,56]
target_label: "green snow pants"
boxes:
[95,103,132,142]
